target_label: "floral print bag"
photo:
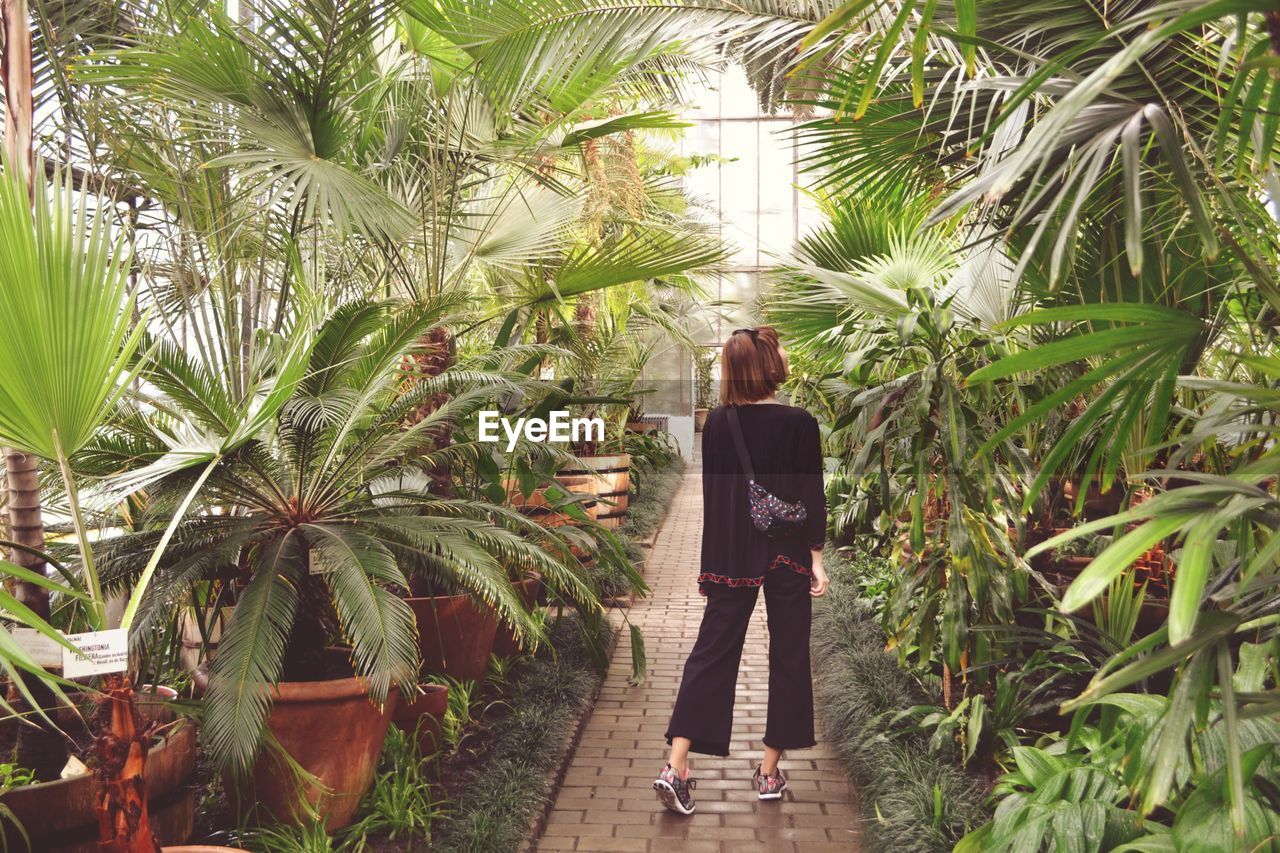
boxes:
[726,407,808,538]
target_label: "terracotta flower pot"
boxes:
[193,670,396,832]
[408,594,499,683]
[0,723,197,853]
[694,408,709,432]
[491,576,545,658]
[391,682,449,756]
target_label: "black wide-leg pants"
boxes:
[664,568,815,757]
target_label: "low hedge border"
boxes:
[812,549,989,853]
[430,615,618,853]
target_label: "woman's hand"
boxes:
[809,552,829,597]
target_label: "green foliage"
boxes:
[812,550,989,852]
[0,764,35,789]
[344,726,446,848]
[0,162,142,461]
[959,685,1280,853]
[430,615,614,853]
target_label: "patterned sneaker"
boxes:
[754,764,787,800]
[653,763,696,815]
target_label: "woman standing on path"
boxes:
[653,325,829,816]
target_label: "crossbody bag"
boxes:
[725,406,808,539]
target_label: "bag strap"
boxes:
[725,406,756,483]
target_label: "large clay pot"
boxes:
[193,669,396,832]
[408,594,499,683]
[694,408,709,432]
[0,723,197,853]
[491,576,545,658]
[391,682,449,756]
[558,454,631,528]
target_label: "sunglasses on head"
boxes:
[732,327,758,339]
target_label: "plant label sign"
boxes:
[62,629,128,678]
[309,548,333,575]
[11,628,64,668]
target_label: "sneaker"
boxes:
[653,763,696,815]
[754,764,787,800]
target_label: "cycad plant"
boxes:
[91,298,601,774]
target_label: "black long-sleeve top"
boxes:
[698,403,826,591]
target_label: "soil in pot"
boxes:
[408,594,499,683]
[193,650,396,833]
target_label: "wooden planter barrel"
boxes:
[0,722,198,853]
[558,454,631,528]
[179,605,234,674]
[507,475,598,524]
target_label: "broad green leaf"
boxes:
[1061,514,1194,612]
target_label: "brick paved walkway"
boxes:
[536,444,862,852]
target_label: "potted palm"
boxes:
[0,164,212,850]
[103,301,597,829]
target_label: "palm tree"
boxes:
[765,178,1028,689]
[89,298,602,772]
[0,157,161,848]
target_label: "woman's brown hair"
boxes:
[720,326,787,406]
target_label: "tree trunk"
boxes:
[411,326,455,498]
[2,0,66,783]
[1,0,33,180]
[3,451,66,779]
[92,674,159,853]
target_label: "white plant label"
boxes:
[309,548,333,575]
[11,628,63,668]
[62,629,128,678]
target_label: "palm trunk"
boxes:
[412,326,455,498]
[2,449,66,780]
[2,0,67,782]
[5,4,153,846]
[1,0,32,180]
[92,674,159,853]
